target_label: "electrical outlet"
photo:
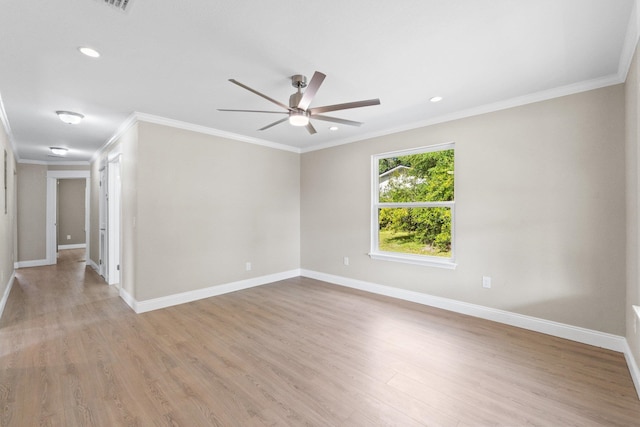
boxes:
[482,276,491,289]
[67,235,71,240]
[343,257,349,266]
[245,262,251,271]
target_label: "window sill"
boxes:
[369,251,457,270]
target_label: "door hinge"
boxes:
[117,264,120,271]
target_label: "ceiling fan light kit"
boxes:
[219,71,380,135]
[289,111,309,127]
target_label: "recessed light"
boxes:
[50,147,68,156]
[78,47,100,58]
[329,126,339,131]
[430,96,443,103]
[56,111,84,125]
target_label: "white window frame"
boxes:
[370,142,457,269]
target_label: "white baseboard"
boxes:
[124,269,302,314]
[0,271,15,320]
[86,259,100,272]
[58,244,86,250]
[112,267,640,399]
[623,340,640,399]
[14,259,49,269]
[120,287,136,311]
[301,269,627,353]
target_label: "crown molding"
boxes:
[134,112,301,154]
[300,73,624,153]
[91,112,138,163]
[0,93,20,162]
[17,159,90,166]
[618,0,640,82]
[93,111,303,164]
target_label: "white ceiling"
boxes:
[0,0,636,163]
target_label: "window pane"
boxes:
[378,149,454,202]
[378,207,451,257]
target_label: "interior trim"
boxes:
[300,269,626,352]
[86,258,99,272]
[0,272,15,320]
[57,244,87,250]
[135,112,301,153]
[301,74,624,153]
[618,0,640,82]
[623,339,640,399]
[300,269,640,399]
[120,269,302,314]
[14,259,49,268]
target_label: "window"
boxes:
[370,143,456,269]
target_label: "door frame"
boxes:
[107,153,122,286]
[98,165,107,279]
[46,170,90,265]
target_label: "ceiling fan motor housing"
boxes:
[291,74,307,89]
[289,91,303,109]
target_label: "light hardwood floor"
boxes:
[1,249,639,426]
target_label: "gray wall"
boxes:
[133,122,300,300]
[17,163,46,262]
[17,164,90,263]
[92,121,301,302]
[0,118,16,301]
[625,41,640,379]
[301,84,626,335]
[57,178,86,246]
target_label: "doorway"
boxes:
[57,178,86,250]
[45,170,90,266]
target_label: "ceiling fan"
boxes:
[218,71,380,135]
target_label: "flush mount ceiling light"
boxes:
[329,126,339,131]
[56,111,84,125]
[50,147,68,156]
[78,47,100,58]
[430,96,443,103]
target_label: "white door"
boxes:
[46,177,57,264]
[98,166,108,279]
[107,156,121,286]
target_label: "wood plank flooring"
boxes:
[1,249,639,426]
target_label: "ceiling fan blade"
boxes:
[311,114,362,127]
[218,109,287,114]
[309,98,381,115]
[306,122,317,135]
[229,79,291,111]
[297,71,326,111]
[259,117,289,131]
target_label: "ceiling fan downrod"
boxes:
[289,74,307,108]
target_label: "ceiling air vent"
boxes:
[100,0,133,12]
